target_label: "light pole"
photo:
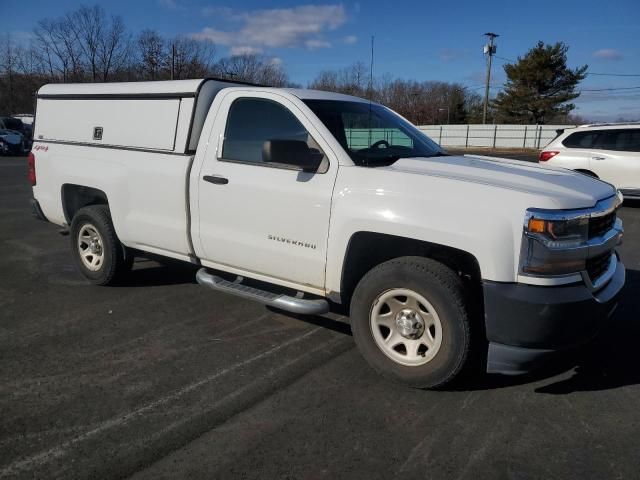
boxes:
[438,107,450,124]
[482,32,499,125]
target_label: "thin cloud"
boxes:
[439,48,464,62]
[592,49,623,61]
[190,5,347,52]
[230,46,263,56]
[305,39,332,49]
[201,6,241,19]
[343,35,358,45]
[5,31,35,45]
[157,0,180,10]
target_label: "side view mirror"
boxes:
[262,139,322,172]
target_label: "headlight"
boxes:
[520,209,590,276]
[520,197,622,278]
[526,215,588,248]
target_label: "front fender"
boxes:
[325,166,548,294]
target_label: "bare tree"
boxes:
[0,35,48,114]
[32,5,131,83]
[213,54,290,86]
[33,17,82,81]
[67,6,131,81]
[138,30,166,80]
[12,3,493,123]
[68,6,102,80]
[0,35,19,112]
[310,63,481,125]
[309,70,339,91]
[168,36,215,80]
[310,62,368,96]
[97,14,130,81]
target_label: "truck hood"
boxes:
[385,155,616,209]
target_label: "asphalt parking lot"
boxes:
[2,153,640,479]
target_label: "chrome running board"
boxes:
[196,268,329,315]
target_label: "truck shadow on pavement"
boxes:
[533,268,640,394]
[113,255,640,394]
[463,268,640,394]
[266,306,353,337]
[115,256,199,287]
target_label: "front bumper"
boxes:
[483,255,625,375]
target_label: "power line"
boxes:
[466,84,640,92]
[587,72,640,77]
[466,85,500,91]
[580,86,640,92]
[491,58,640,78]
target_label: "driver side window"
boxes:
[222,97,326,170]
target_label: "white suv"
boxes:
[539,123,640,199]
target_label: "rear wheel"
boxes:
[350,257,472,388]
[70,205,132,285]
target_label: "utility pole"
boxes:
[368,35,375,100]
[171,43,176,80]
[439,107,450,124]
[482,32,498,125]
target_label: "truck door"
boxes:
[193,91,338,292]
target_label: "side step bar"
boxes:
[196,268,329,315]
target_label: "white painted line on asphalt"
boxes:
[142,334,350,456]
[0,326,324,478]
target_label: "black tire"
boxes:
[350,256,472,389]
[70,205,132,285]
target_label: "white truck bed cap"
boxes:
[38,79,210,98]
[36,78,253,153]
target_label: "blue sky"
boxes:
[5,0,640,121]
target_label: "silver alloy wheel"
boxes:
[370,288,443,366]
[77,224,104,272]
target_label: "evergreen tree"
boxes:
[493,41,587,124]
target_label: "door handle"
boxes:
[203,175,229,185]
[592,156,606,161]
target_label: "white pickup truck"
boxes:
[29,79,625,387]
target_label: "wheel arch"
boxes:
[61,184,109,223]
[335,231,483,311]
[574,169,599,178]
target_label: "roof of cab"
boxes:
[283,88,371,103]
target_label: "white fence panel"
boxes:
[417,124,575,149]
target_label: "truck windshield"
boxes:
[303,99,445,167]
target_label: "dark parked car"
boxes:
[0,129,24,155]
[0,117,30,152]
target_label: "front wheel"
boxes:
[70,205,133,285]
[350,257,473,388]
